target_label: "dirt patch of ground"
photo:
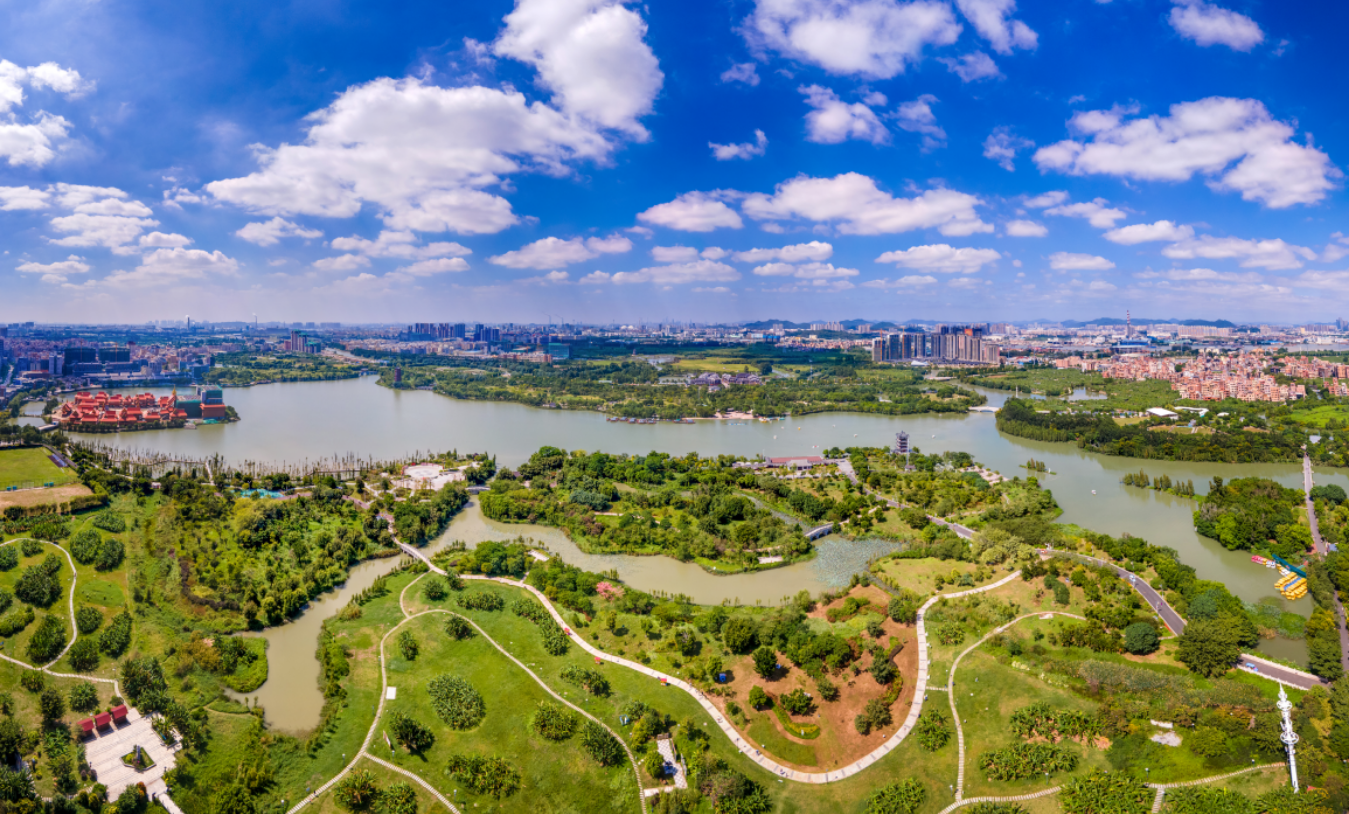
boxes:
[705,586,920,770]
[805,584,892,622]
[0,482,93,511]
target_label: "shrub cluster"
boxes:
[444,754,522,799]
[443,615,475,640]
[1009,702,1100,741]
[512,597,570,655]
[427,675,485,729]
[979,743,1078,781]
[560,664,610,697]
[458,591,504,612]
[530,700,578,741]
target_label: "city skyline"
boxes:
[2,0,1348,324]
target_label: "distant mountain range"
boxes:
[1061,318,1235,328]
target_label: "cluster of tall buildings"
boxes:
[870,325,1001,365]
[283,330,321,354]
[406,323,501,343]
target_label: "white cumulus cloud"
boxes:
[492,0,664,137]
[1049,252,1115,270]
[0,59,90,168]
[1103,220,1195,245]
[1044,198,1127,228]
[489,235,631,269]
[1161,235,1314,270]
[733,241,834,263]
[954,0,1037,54]
[893,94,946,150]
[395,257,471,276]
[710,129,768,161]
[720,63,761,86]
[864,274,938,287]
[743,0,962,79]
[207,78,618,235]
[875,244,1000,273]
[236,217,324,247]
[638,191,744,232]
[940,51,1002,82]
[1169,0,1264,51]
[607,259,741,285]
[800,86,888,145]
[983,127,1034,171]
[1005,220,1047,237]
[742,173,991,236]
[751,261,858,279]
[1033,97,1339,208]
[0,186,51,210]
[330,230,473,260]
[102,248,238,288]
[17,255,90,283]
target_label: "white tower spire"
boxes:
[1277,684,1300,792]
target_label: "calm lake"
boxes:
[73,376,1342,731]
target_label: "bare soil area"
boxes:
[0,482,94,511]
[705,585,920,770]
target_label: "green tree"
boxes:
[211,784,258,814]
[644,747,667,780]
[748,686,770,710]
[1176,618,1241,678]
[69,682,98,713]
[866,778,925,814]
[751,646,777,678]
[722,617,756,654]
[38,688,65,722]
[334,769,381,811]
[1122,622,1160,655]
[1060,770,1150,814]
[1187,726,1228,758]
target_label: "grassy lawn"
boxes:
[667,359,765,374]
[0,446,77,490]
[379,609,640,814]
[1288,404,1349,428]
[411,579,963,814]
[870,557,998,597]
[955,648,1108,798]
[746,713,818,765]
[308,759,453,813]
[0,542,76,667]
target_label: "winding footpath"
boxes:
[286,570,649,814]
[400,539,1020,783]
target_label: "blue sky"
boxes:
[2,0,1347,325]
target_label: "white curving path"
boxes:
[398,539,1024,784]
[0,537,122,696]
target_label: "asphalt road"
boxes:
[838,456,1327,689]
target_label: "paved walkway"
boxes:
[84,707,181,802]
[947,611,1085,801]
[289,570,647,814]
[394,534,1024,785]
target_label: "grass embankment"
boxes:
[380,610,640,813]
[869,557,998,596]
[0,446,77,490]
